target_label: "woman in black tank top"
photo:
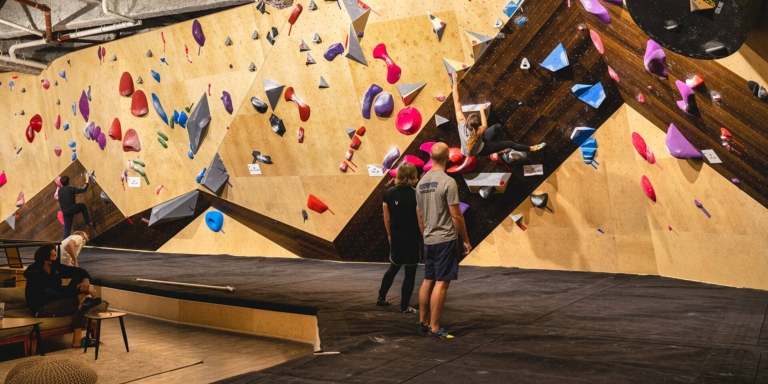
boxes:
[377,163,423,313]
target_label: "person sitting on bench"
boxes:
[24,244,102,348]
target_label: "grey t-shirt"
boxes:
[458,120,484,156]
[416,170,459,245]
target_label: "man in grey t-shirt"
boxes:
[415,142,472,339]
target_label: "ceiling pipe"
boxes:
[13,0,52,41]
[102,0,137,23]
[8,38,48,60]
[0,54,48,70]
[0,18,44,37]
[57,19,141,42]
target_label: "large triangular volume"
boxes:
[4,213,15,230]
[396,82,427,106]
[306,53,317,65]
[428,13,446,42]
[300,39,310,52]
[435,114,449,127]
[540,43,569,72]
[666,123,702,158]
[187,93,211,155]
[201,153,229,195]
[442,58,471,84]
[342,0,371,36]
[571,83,606,109]
[690,0,716,12]
[465,30,493,60]
[263,78,285,110]
[570,127,596,147]
[148,190,200,226]
[319,76,330,88]
[345,24,368,66]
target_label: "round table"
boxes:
[83,311,128,360]
[0,318,44,355]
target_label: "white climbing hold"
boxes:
[86,86,92,101]
[109,55,117,61]
[251,30,259,39]
[520,58,530,69]
[494,18,503,29]
[308,0,317,10]
[312,33,322,44]
[224,37,232,46]
[319,76,329,88]
[136,76,143,84]
[248,62,256,71]
[146,50,153,57]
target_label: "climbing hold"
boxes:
[151,70,161,83]
[306,53,317,65]
[685,75,704,88]
[307,194,334,215]
[109,55,116,61]
[644,40,668,77]
[570,127,596,146]
[158,138,168,148]
[747,80,768,100]
[449,147,465,164]
[540,43,569,72]
[284,87,311,122]
[266,31,275,45]
[55,99,60,105]
[516,16,527,26]
[136,76,143,84]
[479,186,496,199]
[270,114,286,136]
[201,153,229,195]
[343,0,371,35]
[520,58,530,69]
[146,50,153,57]
[494,18,503,29]
[41,79,50,90]
[580,138,598,165]
[53,115,61,130]
[71,153,77,161]
[675,80,699,115]
[287,4,303,36]
[188,93,211,154]
[192,19,206,49]
[732,178,740,184]
[396,82,426,106]
[248,62,256,72]
[54,146,62,157]
[395,107,422,135]
[221,91,233,114]
[530,193,552,211]
[252,151,272,164]
[427,13,446,42]
[361,84,383,119]
[131,90,149,116]
[152,93,169,125]
[350,135,362,150]
[590,30,604,54]
[83,122,95,140]
[319,76,329,88]
[224,37,232,46]
[324,43,344,61]
[204,211,225,232]
[53,80,58,86]
[300,39,310,52]
[631,132,648,160]
[59,71,67,81]
[447,156,477,174]
[298,127,305,143]
[640,175,656,202]
[147,190,199,226]
[465,31,494,60]
[571,83,606,108]
[579,0,611,23]
[120,72,134,96]
[312,33,321,44]
[251,96,268,114]
[637,93,646,103]
[122,129,141,152]
[382,147,401,170]
[97,132,107,150]
[442,58,471,84]
[20,110,26,116]
[86,86,92,101]
[109,118,122,140]
[79,91,90,122]
[503,0,523,16]
[19,87,25,93]
[256,1,269,14]
[356,126,366,136]
[374,93,395,117]
[666,123,702,158]
[690,0,715,12]
[710,90,722,104]
[372,44,402,84]
[158,131,169,141]
[436,93,446,102]
[308,0,317,10]
[195,168,206,183]
[345,24,368,66]
[251,30,259,40]
[435,114,449,127]
[263,78,285,110]
[345,127,356,139]
[63,123,69,130]
[608,66,620,82]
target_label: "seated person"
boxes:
[24,244,102,348]
[452,72,545,160]
[60,231,89,267]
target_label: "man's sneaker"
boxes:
[429,327,454,339]
[80,297,102,312]
[417,322,430,335]
[401,306,418,314]
[376,298,391,307]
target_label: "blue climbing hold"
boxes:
[205,211,224,232]
[188,151,194,159]
[63,123,70,131]
[517,17,527,25]
[502,0,522,17]
[540,43,569,72]
[71,153,77,161]
[178,111,188,128]
[570,127,596,147]
[572,83,606,109]
[173,110,180,124]
[151,93,169,125]
[68,141,76,148]
[151,70,161,83]
[196,167,206,183]
[59,71,67,82]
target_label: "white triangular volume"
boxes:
[428,13,446,42]
[435,114,449,127]
[319,76,329,88]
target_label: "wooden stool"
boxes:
[83,311,128,360]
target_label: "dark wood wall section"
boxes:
[0,161,124,241]
[582,4,768,208]
[333,1,623,261]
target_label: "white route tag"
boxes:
[248,163,262,175]
[523,164,544,176]
[127,177,141,188]
[367,165,384,177]
[701,149,722,164]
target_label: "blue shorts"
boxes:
[424,239,460,281]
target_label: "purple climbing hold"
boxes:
[579,0,610,23]
[665,123,702,159]
[382,147,401,170]
[79,91,90,122]
[459,202,469,214]
[97,132,107,150]
[644,40,668,77]
[362,84,383,119]
[374,93,395,118]
[675,80,698,115]
[84,122,95,140]
[324,43,344,61]
[221,91,233,114]
[192,20,206,47]
[92,125,102,141]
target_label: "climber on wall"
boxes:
[58,172,96,239]
[451,72,546,163]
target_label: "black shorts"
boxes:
[424,239,460,281]
[390,235,423,266]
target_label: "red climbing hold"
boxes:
[131,90,149,116]
[356,126,366,136]
[41,79,50,90]
[372,44,402,84]
[109,118,122,140]
[54,115,60,130]
[288,4,303,36]
[29,114,43,132]
[307,194,334,215]
[631,132,648,160]
[350,135,362,150]
[608,66,619,82]
[122,128,141,152]
[284,87,311,122]
[395,107,422,135]
[449,147,465,163]
[640,175,656,202]
[298,127,305,143]
[120,72,134,96]
[447,156,477,174]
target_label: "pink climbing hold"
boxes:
[436,93,446,102]
[41,79,50,90]
[395,107,422,135]
[420,142,436,171]
[608,66,619,82]
[589,30,604,54]
[640,175,656,202]
[631,132,648,160]
[54,115,60,130]
[57,211,65,225]
[372,44,402,84]
[637,93,646,103]
[53,146,62,157]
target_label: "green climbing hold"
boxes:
[132,159,146,167]
[185,102,194,113]
[158,138,168,148]
[133,166,150,185]
[170,118,175,129]
[158,131,169,141]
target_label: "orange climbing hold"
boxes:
[307,194,334,215]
